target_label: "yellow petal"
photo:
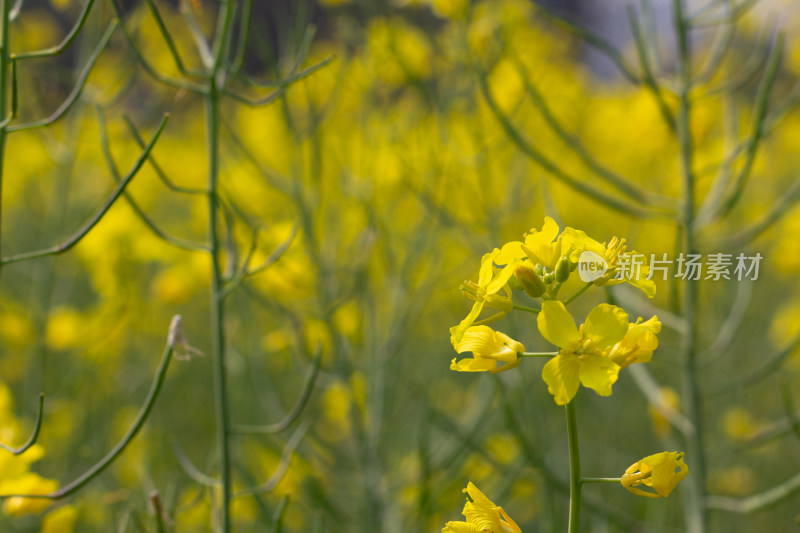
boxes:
[477,250,498,287]
[442,521,481,533]
[578,355,620,396]
[542,354,580,405]
[523,217,560,267]
[495,241,526,264]
[628,276,657,298]
[450,357,496,372]
[560,227,606,261]
[538,301,579,348]
[451,300,485,342]
[485,259,520,295]
[452,325,498,354]
[584,304,629,349]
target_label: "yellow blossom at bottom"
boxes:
[442,482,521,533]
[621,451,689,498]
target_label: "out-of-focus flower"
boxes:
[41,505,78,533]
[450,325,523,374]
[648,387,680,438]
[621,451,689,498]
[442,482,521,533]
[0,473,58,516]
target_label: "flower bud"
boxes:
[515,263,546,298]
[555,256,571,282]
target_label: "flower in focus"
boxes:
[0,472,58,516]
[452,249,519,342]
[442,482,521,533]
[538,301,628,405]
[621,451,689,498]
[561,227,656,298]
[607,316,661,368]
[450,325,524,374]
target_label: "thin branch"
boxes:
[231,422,309,497]
[224,56,334,107]
[0,394,44,455]
[477,69,650,218]
[699,280,752,365]
[0,316,180,500]
[221,223,299,299]
[109,0,206,93]
[7,21,118,132]
[706,472,800,513]
[1,114,170,265]
[512,57,656,207]
[143,0,205,77]
[628,364,695,436]
[12,0,96,60]
[97,109,208,252]
[720,178,800,248]
[530,0,640,84]
[178,0,213,68]
[231,345,321,434]
[171,439,220,487]
[710,334,800,395]
[230,0,254,77]
[627,4,678,133]
[121,114,206,195]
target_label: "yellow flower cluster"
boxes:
[450,218,661,405]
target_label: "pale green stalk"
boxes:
[566,400,582,533]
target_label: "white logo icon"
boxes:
[577,251,608,282]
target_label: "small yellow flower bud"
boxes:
[555,256,571,282]
[515,263,546,298]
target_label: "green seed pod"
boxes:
[555,256,571,282]
[507,273,523,291]
[515,263,546,298]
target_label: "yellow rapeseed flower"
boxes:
[607,316,661,368]
[442,482,521,533]
[621,451,689,498]
[538,301,628,405]
[561,227,656,298]
[452,249,518,342]
[450,325,524,374]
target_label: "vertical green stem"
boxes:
[673,1,706,532]
[206,88,231,532]
[0,0,9,276]
[206,2,237,530]
[566,400,582,533]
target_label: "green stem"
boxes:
[566,400,582,533]
[519,352,557,358]
[673,1,706,532]
[512,303,540,314]
[206,2,236,530]
[564,282,593,305]
[581,477,620,484]
[0,0,10,282]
